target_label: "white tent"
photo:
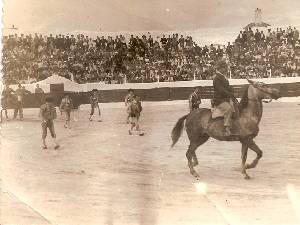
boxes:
[37,74,81,92]
[9,74,81,93]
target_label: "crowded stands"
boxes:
[2,26,300,84]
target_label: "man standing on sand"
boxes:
[35,84,45,107]
[89,89,102,122]
[60,93,73,129]
[1,83,15,121]
[189,87,202,112]
[124,89,135,123]
[13,84,31,120]
[127,95,144,136]
[40,96,60,150]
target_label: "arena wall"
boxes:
[8,78,300,109]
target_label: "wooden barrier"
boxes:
[4,82,300,109]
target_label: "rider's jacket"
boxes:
[213,72,234,107]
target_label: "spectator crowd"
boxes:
[2,26,300,84]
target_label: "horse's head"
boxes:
[247,79,281,101]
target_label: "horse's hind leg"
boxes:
[245,140,262,170]
[192,134,209,167]
[186,135,209,178]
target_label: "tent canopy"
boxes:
[37,74,81,92]
[37,74,77,85]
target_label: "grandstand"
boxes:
[2,25,300,85]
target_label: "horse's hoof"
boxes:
[191,171,200,178]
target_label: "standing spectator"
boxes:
[13,84,31,120]
[35,84,44,93]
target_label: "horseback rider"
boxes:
[212,59,237,136]
[189,87,202,112]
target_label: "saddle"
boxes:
[210,98,240,119]
[208,99,241,138]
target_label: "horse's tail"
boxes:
[171,114,189,148]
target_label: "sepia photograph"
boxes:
[1,0,300,224]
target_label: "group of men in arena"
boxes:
[2,58,237,149]
[1,83,34,121]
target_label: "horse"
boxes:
[171,79,281,179]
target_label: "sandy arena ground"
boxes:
[1,101,300,225]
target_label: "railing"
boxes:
[4,78,300,109]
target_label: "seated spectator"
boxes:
[2,27,300,85]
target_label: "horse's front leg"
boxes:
[241,141,250,179]
[246,140,262,170]
[192,153,199,167]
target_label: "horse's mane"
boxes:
[238,85,249,112]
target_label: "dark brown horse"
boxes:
[171,79,281,179]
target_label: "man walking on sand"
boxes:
[40,97,60,150]
[89,89,102,122]
[60,93,73,129]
